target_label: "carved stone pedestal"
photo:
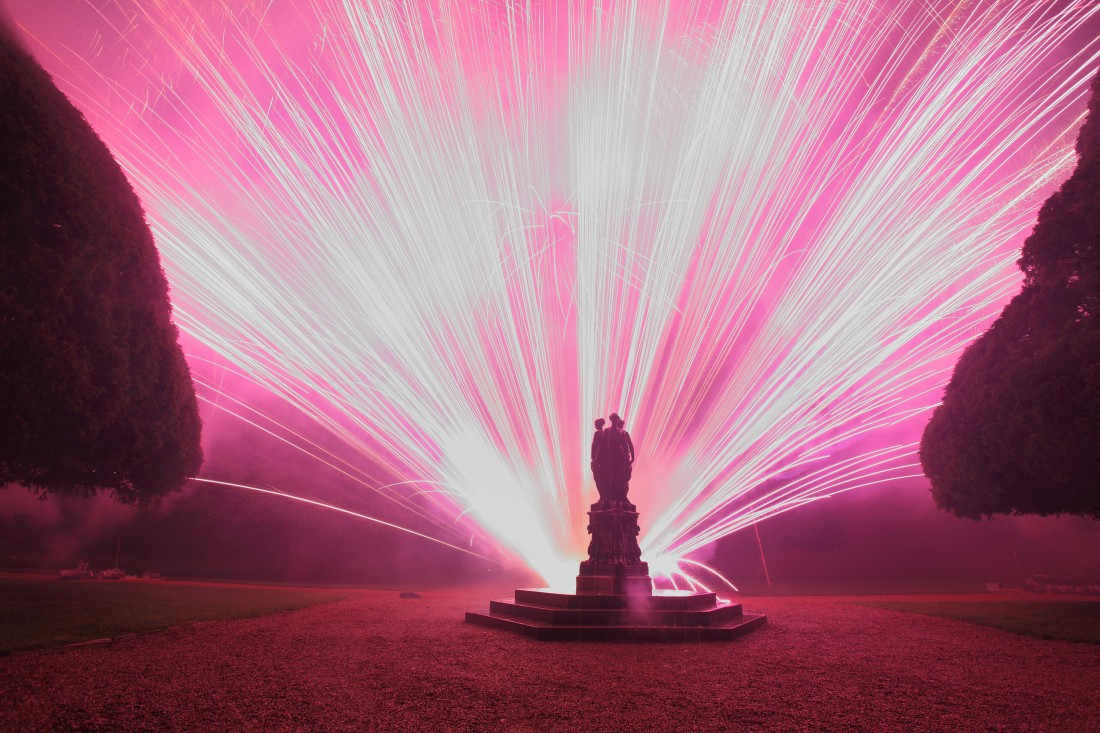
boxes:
[577,500,652,595]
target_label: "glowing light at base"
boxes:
[649,554,740,593]
[18,1,1100,585]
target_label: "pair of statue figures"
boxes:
[590,413,635,504]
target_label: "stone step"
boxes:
[465,609,767,642]
[514,588,718,610]
[488,598,745,627]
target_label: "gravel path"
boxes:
[2,587,1098,732]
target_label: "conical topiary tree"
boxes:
[0,23,202,505]
[920,69,1100,519]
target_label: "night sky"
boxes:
[2,0,1098,588]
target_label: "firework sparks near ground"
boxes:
[13,0,1100,586]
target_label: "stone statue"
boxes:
[589,412,635,504]
[590,418,607,502]
[604,412,634,502]
[582,411,646,584]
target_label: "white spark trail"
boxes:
[22,0,1100,584]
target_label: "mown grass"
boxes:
[0,575,347,655]
[856,599,1100,644]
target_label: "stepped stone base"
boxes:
[466,499,765,640]
[465,587,767,641]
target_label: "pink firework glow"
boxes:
[9,1,1100,587]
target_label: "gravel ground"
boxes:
[2,587,1098,732]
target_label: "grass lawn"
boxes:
[0,575,347,655]
[855,598,1100,644]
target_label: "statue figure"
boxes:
[590,412,634,503]
[582,411,645,574]
[590,418,608,501]
[609,412,634,500]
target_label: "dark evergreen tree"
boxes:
[0,25,202,504]
[921,70,1100,519]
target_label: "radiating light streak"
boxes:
[650,556,742,593]
[190,478,499,563]
[16,0,1100,585]
[191,384,482,545]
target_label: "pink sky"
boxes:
[3,0,1099,584]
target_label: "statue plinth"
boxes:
[576,500,652,595]
[464,412,766,639]
[465,490,767,639]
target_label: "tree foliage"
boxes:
[921,70,1100,519]
[0,26,202,504]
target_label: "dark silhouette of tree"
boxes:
[0,25,202,505]
[921,70,1100,519]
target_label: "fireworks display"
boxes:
[13,0,1100,587]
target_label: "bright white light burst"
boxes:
[23,0,1100,584]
